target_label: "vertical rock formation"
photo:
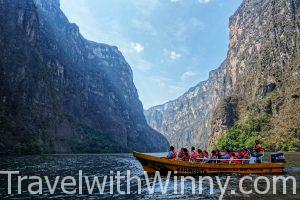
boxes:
[0,0,169,154]
[145,63,232,149]
[145,0,300,150]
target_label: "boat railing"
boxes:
[195,158,251,161]
[190,157,260,164]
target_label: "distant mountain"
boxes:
[0,0,169,155]
[145,0,300,151]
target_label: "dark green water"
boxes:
[0,152,299,199]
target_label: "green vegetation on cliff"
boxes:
[216,115,265,150]
[70,125,125,153]
[211,0,300,152]
[216,85,300,151]
[217,116,298,151]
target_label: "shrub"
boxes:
[217,115,268,150]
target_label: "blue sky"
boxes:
[61,0,242,109]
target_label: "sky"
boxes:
[60,0,243,109]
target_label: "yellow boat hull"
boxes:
[133,151,285,175]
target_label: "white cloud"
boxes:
[163,49,182,60]
[120,44,152,72]
[181,71,197,81]
[170,51,182,60]
[198,0,213,4]
[131,42,144,53]
[170,0,181,2]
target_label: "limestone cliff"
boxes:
[145,62,232,149]
[145,0,300,150]
[0,0,169,154]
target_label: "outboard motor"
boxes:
[271,152,286,163]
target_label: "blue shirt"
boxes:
[167,151,175,158]
[221,153,231,159]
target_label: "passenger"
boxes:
[215,149,221,163]
[178,148,184,160]
[241,149,251,163]
[166,146,177,160]
[203,150,209,158]
[210,150,217,159]
[181,148,190,162]
[216,149,221,157]
[220,149,231,164]
[237,149,244,163]
[242,149,251,159]
[190,147,199,161]
[252,140,265,163]
[201,150,209,162]
[195,148,203,162]
[207,150,218,163]
[197,148,203,157]
[230,152,236,164]
[231,152,242,164]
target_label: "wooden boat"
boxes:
[133,151,285,175]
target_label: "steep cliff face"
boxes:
[145,0,300,150]
[145,63,232,149]
[0,0,169,154]
[211,0,300,150]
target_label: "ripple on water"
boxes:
[0,153,299,199]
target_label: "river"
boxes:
[0,152,299,199]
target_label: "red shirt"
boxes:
[181,153,190,162]
[191,150,199,160]
[232,155,242,164]
[253,144,264,154]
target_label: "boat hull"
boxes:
[133,151,285,176]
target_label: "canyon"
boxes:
[145,0,300,150]
[0,0,169,154]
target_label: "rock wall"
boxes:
[145,0,300,150]
[0,0,169,154]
